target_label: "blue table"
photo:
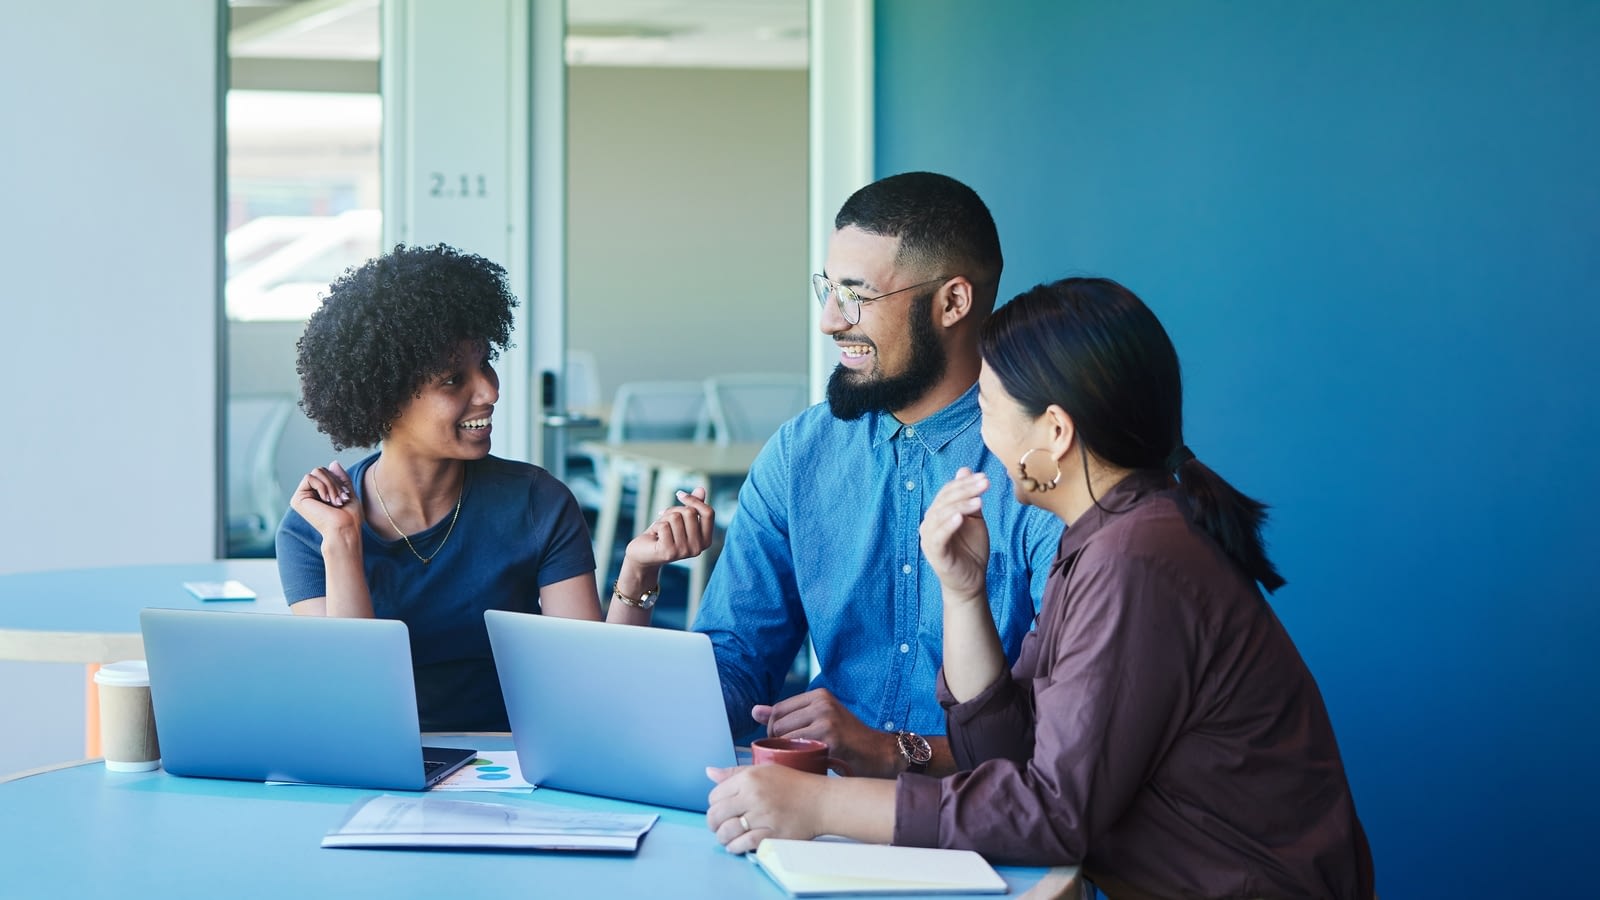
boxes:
[0,560,286,755]
[0,735,1055,899]
[0,559,287,664]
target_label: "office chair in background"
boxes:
[701,372,809,446]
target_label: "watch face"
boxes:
[898,731,932,764]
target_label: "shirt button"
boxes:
[905,427,916,437]
[905,480,916,491]
[900,643,910,653]
[901,563,912,574]
[883,721,895,730]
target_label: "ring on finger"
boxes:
[739,814,752,832]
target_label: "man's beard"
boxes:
[826,293,948,421]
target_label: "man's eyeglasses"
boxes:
[811,274,950,325]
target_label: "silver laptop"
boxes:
[140,608,475,790]
[485,610,737,811]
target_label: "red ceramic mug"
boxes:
[750,737,853,776]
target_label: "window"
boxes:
[224,1,380,556]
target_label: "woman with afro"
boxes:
[276,243,713,732]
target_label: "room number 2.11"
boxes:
[429,173,488,198]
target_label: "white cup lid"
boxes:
[94,659,150,687]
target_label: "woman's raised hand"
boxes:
[623,485,715,567]
[289,459,363,537]
[919,467,992,603]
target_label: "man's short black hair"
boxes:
[834,171,1003,310]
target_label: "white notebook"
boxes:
[752,839,1009,896]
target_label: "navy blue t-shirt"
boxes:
[276,453,596,731]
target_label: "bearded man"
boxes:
[692,172,1062,778]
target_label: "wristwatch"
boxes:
[896,730,932,774]
[611,581,660,609]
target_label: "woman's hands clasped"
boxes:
[919,467,992,603]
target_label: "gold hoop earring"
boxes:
[1017,448,1062,493]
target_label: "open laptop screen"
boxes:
[486,610,736,811]
[141,608,473,790]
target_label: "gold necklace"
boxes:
[371,469,464,565]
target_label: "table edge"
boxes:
[0,757,96,784]
[0,628,145,663]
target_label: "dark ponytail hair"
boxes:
[980,277,1285,593]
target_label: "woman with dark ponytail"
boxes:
[706,277,1374,899]
[976,276,1286,595]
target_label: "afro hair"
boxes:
[294,243,517,450]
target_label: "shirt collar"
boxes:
[1055,468,1174,565]
[868,381,982,452]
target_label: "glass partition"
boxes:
[223,0,381,556]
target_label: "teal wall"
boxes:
[874,1,1599,895]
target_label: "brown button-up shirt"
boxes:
[894,471,1374,899]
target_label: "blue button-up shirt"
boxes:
[693,382,1063,738]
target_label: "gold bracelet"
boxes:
[611,581,660,609]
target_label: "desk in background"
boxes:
[581,440,764,624]
[0,559,287,754]
[0,733,1060,900]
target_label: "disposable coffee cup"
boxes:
[94,660,160,772]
